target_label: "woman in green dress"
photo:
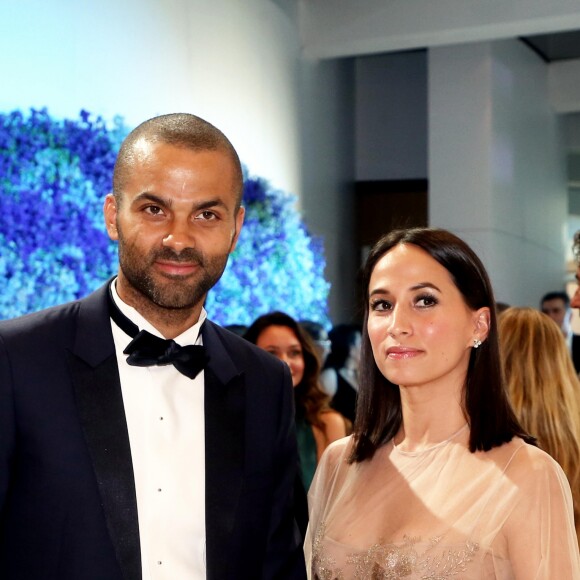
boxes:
[244,312,346,489]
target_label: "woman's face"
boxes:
[256,325,305,387]
[366,243,489,393]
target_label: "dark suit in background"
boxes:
[572,334,580,374]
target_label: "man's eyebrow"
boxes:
[132,192,168,206]
[194,198,228,211]
[130,193,227,211]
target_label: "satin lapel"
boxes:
[203,322,246,580]
[68,284,141,580]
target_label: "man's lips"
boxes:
[155,260,199,276]
[386,346,423,360]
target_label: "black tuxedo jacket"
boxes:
[0,283,306,579]
[572,334,580,375]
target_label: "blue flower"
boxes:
[0,109,331,327]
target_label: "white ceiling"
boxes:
[299,0,580,60]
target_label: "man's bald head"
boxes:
[112,113,244,209]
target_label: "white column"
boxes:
[428,39,568,306]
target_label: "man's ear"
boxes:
[104,193,119,241]
[229,206,245,254]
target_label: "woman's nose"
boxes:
[387,305,411,337]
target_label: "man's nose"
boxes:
[162,219,194,252]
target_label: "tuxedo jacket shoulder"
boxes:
[0,283,306,580]
[201,319,307,579]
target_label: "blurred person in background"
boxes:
[540,291,580,372]
[571,230,580,312]
[299,320,332,369]
[245,312,346,490]
[499,306,580,546]
[540,291,573,338]
[320,324,362,424]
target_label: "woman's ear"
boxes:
[474,307,491,343]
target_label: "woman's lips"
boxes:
[386,347,423,360]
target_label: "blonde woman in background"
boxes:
[499,306,580,545]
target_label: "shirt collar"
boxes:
[110,278,207,346]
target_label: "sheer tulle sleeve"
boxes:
[499,445,580,578]
[304,436,351,575]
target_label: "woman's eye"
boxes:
[289,350,303,358]
[370,299,392,312]
[416,294,438,308]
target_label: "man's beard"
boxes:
[117,238,229,311]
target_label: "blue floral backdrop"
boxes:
[0,109,331,327]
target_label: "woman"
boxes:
[499,306,580,545]
[305,228,579,578]
[244,312,346,489]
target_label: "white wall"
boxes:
[429,40,568,306]
[299,58,357,323]
[0,0,301,195]
[355,51,427,181]
[0,0,356,323]
[549,59,580,113]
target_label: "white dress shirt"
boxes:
[110,282,207,579]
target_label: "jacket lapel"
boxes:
[68,284,141,580]
[203,322,246,579]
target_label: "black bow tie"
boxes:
[107,284,207,380]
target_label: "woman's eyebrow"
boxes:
[369,281,441,297]
[410,282,442,292]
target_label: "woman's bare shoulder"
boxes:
[319,409,347,430]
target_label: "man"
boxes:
[541,290,580,372]
[568,231,580,375]
[540,291,573,338]
[572,231,580,311]
[0,114,306,579]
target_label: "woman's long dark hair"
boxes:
[244,311,330,429]
[349,227,534,463]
